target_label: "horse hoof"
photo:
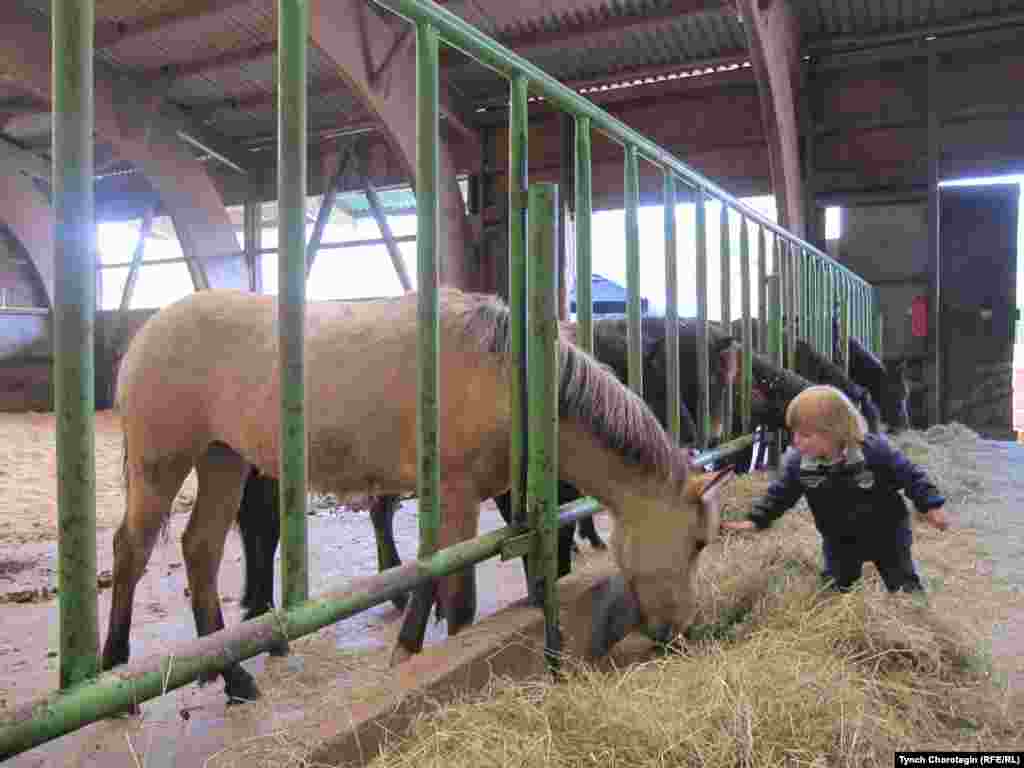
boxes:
[590,538,608,550]
[268,639,290,658]
[224,665,261,705]
[389,643,414,667]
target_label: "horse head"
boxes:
[881,359,911,432]
[590,465,733,658]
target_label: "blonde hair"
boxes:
[785,385,867,450]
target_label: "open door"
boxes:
[940,184,1019,439]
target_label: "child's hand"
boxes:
[924,507,950,531]
[720,519,756,533]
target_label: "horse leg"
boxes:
[185,444,258,704]
[589,573,642,659]
[435,485,481,636]
[102,455,192,674]
[369,494,407,612]
[392,485,481,666]
[237,469,288,657]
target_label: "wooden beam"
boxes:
[926,50,942,426]
[364,179,413,292]
[95,0,256,49]
[306,144,354,276]
[112,207,155,348]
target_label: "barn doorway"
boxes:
[938,176,1022,440]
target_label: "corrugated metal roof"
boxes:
[98,1,273,72]
[168,45,341,112]
[444,5,743,105]
[799,0,1024,42]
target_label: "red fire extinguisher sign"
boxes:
[911,295,928,337]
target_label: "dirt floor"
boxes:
[0,410,619,767]
[1,411,1023,766]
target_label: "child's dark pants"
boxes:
[820,525,923,593]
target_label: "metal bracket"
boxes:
[500,531,536,561]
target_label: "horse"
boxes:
[235,314,740,618]
[106,288,732,703]
[847,337,910,432]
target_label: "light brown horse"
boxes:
[105,288,730,702]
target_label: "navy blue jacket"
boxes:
[749,434,945,543]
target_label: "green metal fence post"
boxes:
[814,261,823,357]
[663,172,680,444]
[527,182,562,672]
[695,188,710,447]
[278,0,310,612]
[873,286,883,358]
[509,75,529,528]
[757,226,767,356]
[840,278,850,376]
[624,144,642,395]
[53,0,99,689]
[825,265,833,362]
[785,242,797,370]
[575,116,592,355]
[395,20,442,655]
[739,218,752,434]
[800,249,809,343]
[719,202,732,441]
[767,273,782,368]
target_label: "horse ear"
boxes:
[689,465,734,500]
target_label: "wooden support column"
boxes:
[244,197,263,293]
[118,207,153,313]
[800,58,822,249]
[737,0,805,237]
[306,144,354,276]
[365,179,413,292]
[927,51,943,425]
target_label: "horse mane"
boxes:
[450,290,689,490]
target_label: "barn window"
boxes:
[825,207,843,240]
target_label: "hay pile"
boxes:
[357,425,1023,768]
[888,423,987,509]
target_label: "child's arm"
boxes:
[722,448,804,532]
[869,436,949,529]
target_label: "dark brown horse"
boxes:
[107,288,730,702]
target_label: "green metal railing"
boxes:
[1,0,883,757]
[52,0,98,691]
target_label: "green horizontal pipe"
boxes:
[368,0,869,288]
[557,497,603,527]
[0,525,519,759]
[692,432,758,467]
